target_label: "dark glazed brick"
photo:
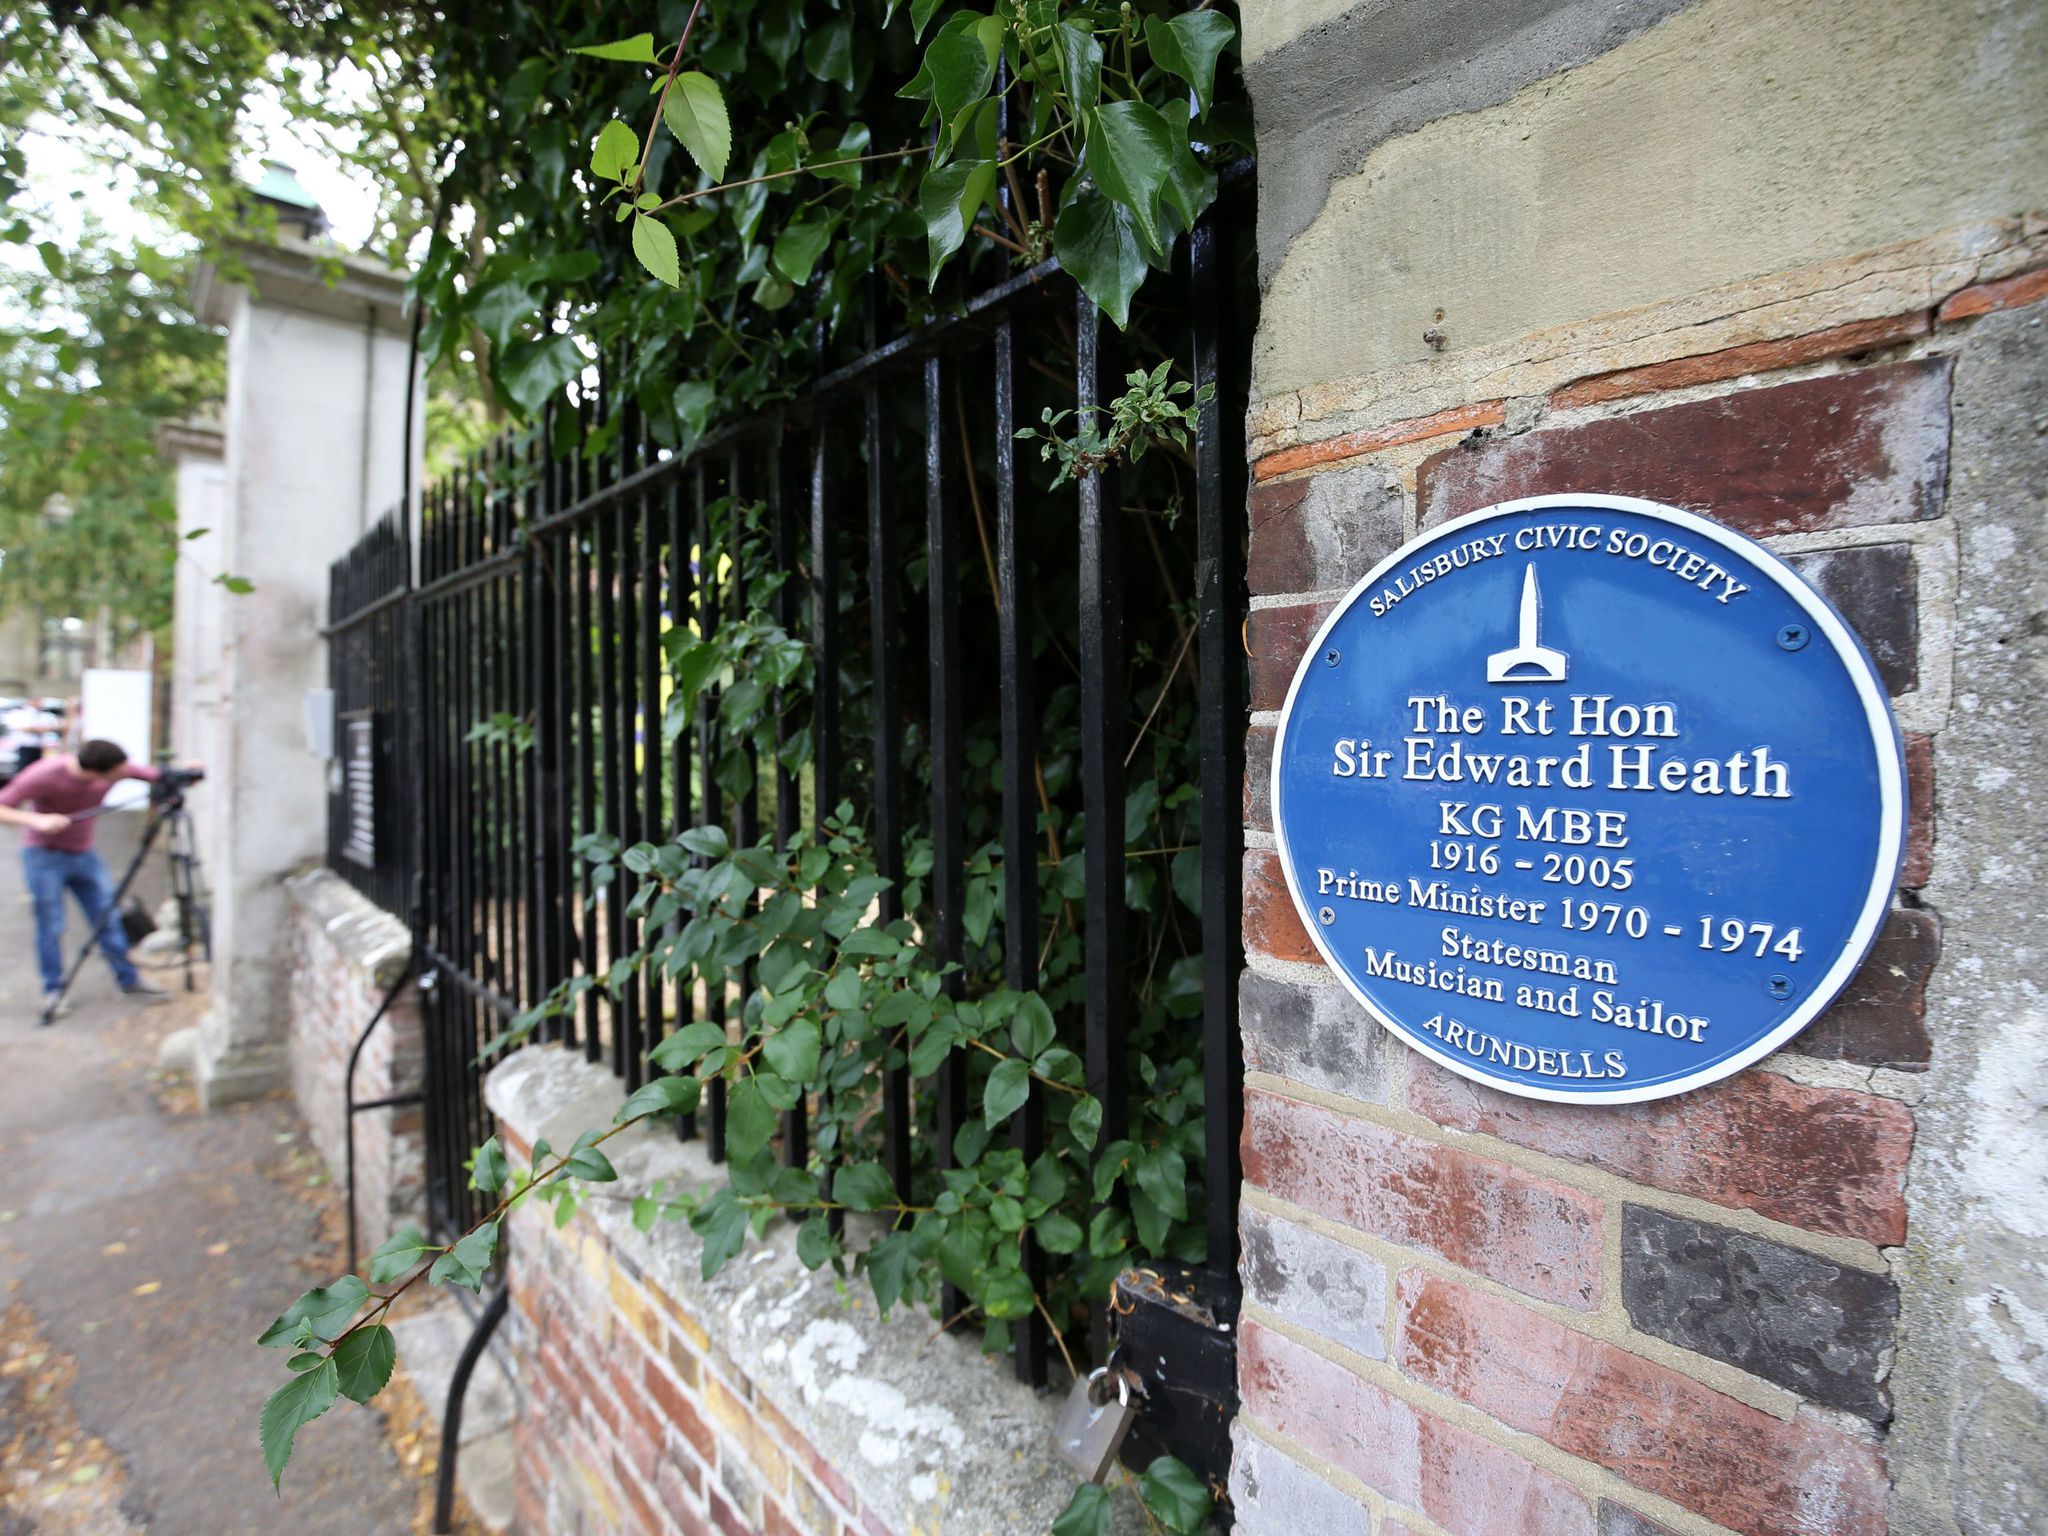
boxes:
[1248,600,1335,712]
[1598,1505,1682,1536]
[1419,358,1953,535]
[1796,907,1940,1070]
[1240,968,1397,1105]
[1784,543,1919,696]
[1245,723,1275,832]
[1620,1206,1899,1422]
[1249,463,1404,596]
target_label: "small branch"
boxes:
[963,1035,1085,1096]
[631,0,705,199]
[1034,1290,1080,1382]
[647,149,924,213]
[1124,620,1196,769]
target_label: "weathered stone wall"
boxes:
[284,868,422,1255]
[483,1048,1143,1536]
[1237,2,2047,1532]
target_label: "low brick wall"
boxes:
[1228,243,2048,1534]
[484,1047,1140,1536]
[285,868,422,1255]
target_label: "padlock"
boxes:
[1051,1361,1140,1482]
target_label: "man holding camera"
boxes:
[0,738,175,1014]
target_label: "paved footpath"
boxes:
[0,818,431,1534]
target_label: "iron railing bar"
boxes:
[321,583,412,636]
[866,376,911,1201]
[696,462,728,1161]
[812,258,1064,398]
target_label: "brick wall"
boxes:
[284,868,422,1254]
[1231,253,2047,1534]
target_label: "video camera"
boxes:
[150,764,206,804]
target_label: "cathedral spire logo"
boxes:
[1486,564,1569,684]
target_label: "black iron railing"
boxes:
[324,506,413,920]
[326,186,1252,1411]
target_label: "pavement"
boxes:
[0,811,452,1534]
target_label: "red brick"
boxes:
[616,1452,665,1535]
[1248,599,1335,713]
[795,1430,859,1516]
[1394,1271,1888,1536]
[1240,1319,1595,1536]
[1255,401,1508,481]
[1242,1088,1605,1308]
[1937,264,2048,322]
[1796,907,1940,1071]
[1420,360,1952,536]
[645,1355,719,1462]
[765,1499,804,1536]
[1245,723,1275,833]
[711,1489,754,1536]
[659,1456,705,1506]
[1244,850,1322,967]
[1903,732,1934,888]
[1551,313,1930,409]
[1405,1062,1914,1245]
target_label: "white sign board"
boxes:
[80,668,154,809]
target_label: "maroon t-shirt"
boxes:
[0,757,161,851]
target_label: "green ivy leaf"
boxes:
[1068,1093,1103,1152]
[833,1161,899,1211]
[649,1019,730,1071]
[631,215,681,288]
[260,1356,338,1490]
[804,20,856,90]
[1010,992,1056,1060]
[257,1277,369,1349]
[1053,188,1146,329]
[428,1220,499,1292]
[367,1226,436,1285]
[663,72,732,183]
[496,334,583,416]
[1087,99,1174,255]
[919,159,996,286]
[1052,23,1103,114]
[1136,1145,1188,1222]
[1138,1454,1214,1534]
[563,1131,618,1183]
[691,1189,750,1279]
[679,824,731,859]
[569,34,661,63]
[471,1136,510,1194]
[617,1074,704,1122]
[590,118,640,182]
[1034,1211,1084,1255]
[865,1231,916,1316]
[1051,1482,1112,1536]
[333,1323,397,1405]
[983,1056,1031,1124]
[796,1215,837,1269]
[771,218,835,285]
[1144,12,1235,119]
[725,1077,776,1163]
[924,18,999,138]
[762,1016,822,1082]
[909,0,946,42]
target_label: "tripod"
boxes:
[38,786,211,1027]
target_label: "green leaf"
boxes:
[591,118,640,182]
[1069,1093,1103,1152]
[983,1056,1031,1124]
[260,1357,338,1490]
[333,1324,397,1405]
[471,1136,510,1194]
[1136,1145,1188,1222]
[1053,188,1146,328]
[725,1076,776,1162]
[517,249,602,287]
[1145,12,1235,119]
[497,334,583,416]
[925,22,999,140]
[865,1231,916,1316]
[691,1189,750,1279]
[217,574,257,595]
[796,1215,837,1269]
[679,824,731,858]
[811,122,872,187]
[920,159,996,285]
[563,1131,618,1182]
[1010,993,1056,1059]
[1138,1454,1214,1534]
[631,216,681,287]
[427,1221,499,1293]
[833,1162,899,1211]
[570,34,661,63]
[804,20,856,90]
[286,1351,325,1372]
[1051,1482,1112,1536]
[663,72,732,183]
[649,1019,729,1071]
[762,1016,822,1082]
[1088,99,1173,253]
[1034,1211,1084,1255]
[617,1074,703,1122]
[1052,23,1103,113]
[771,218,835,285]
[368,1226,436,1285]
[910,0,946,41]
[257,1277,369,1349]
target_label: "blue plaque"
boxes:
[1271,494,1905,1103]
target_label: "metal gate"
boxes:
[328,182,1253,1456]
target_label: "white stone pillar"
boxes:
[189,237,419,1108]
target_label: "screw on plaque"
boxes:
[1767,974,1792,1000]
[1324,647,1341,666]
[1318,906,1336,926]
[1776,624,1810,652]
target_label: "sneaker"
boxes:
[39,993,71,1022]
[121,980,170,1004]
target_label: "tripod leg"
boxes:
[39,808,170,1027]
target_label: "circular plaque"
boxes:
[1271,494,1906,1103]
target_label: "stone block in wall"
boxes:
[1240,970,1398,1106]
[1249,463,1404,596]
[1795,907,1940,1070]
[1405,1062,1913,1245]
[1418,359,1953,537]
[1392,1270,1889,1536]
[1248,600,1334,712]
[1244,722,1275,832]
[1620,1206,1898,1423]
[1242,1087,1605,1309]
[1783,542,1919,696]
[1228,1425,1372,1536]
[1239,1206,1389,1362]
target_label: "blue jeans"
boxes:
[22,847,137,995]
